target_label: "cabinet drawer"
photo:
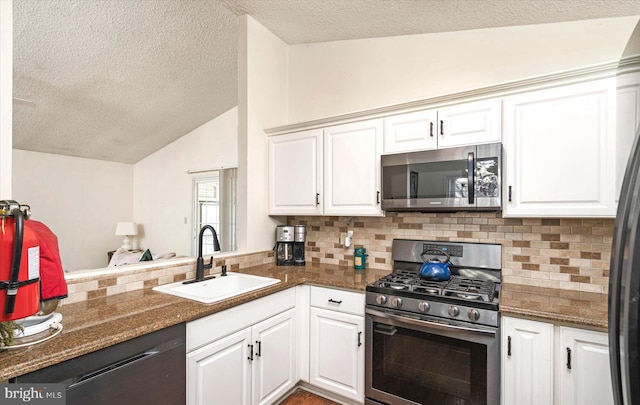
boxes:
[310,286,364,316]
[187,287,296,352]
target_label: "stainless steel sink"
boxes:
[152,272,281,304]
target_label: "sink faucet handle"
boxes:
[204,257,213,270]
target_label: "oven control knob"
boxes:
[468,309,481,321]
[448,306,460,317]
[418,301,430,313]
[376,295,387,305]
[391,297,403,308]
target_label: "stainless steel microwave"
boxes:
[381,143,502,212]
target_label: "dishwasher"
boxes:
[11,323,186,405]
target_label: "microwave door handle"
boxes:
[468,152,475,204]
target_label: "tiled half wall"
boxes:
[62,251,275,305]
[290,212,614,294]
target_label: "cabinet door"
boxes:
[503,79,616,217]
[383,109,438,154]
[616,72,640,204]
[187,328,252,405]
[501,316,554,405]
[268,129,323,215]
[437,98,501,148]
[309,307,364,402]
[252,309,296,405]
[558,327,614,405]
[323,119,383,216]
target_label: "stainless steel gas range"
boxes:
[365,239,501,405]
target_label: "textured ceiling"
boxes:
[13,0,238,163]
[12,0,640,164]
[221,0,640,44]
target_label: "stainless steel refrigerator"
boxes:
[610,18,640,405]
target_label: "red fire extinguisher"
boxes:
[0,200,40,321]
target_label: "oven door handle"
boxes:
[366,308,496,336]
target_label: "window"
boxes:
[192,168,237,255]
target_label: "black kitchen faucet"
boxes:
[184,225,220,284]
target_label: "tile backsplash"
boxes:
[290,212,614,294]
[63,212,614,306]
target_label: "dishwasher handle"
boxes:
[69,350,159,388]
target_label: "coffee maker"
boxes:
[293,225,306,266]
[276,225,305,266]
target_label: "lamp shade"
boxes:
[115,222,137,236]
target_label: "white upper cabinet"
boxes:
[503,79,616,217]
[383,99,501,154]
[437,99,502,148]
[323,119,383,216]
[383,109,438,153]
[616,72,640,204]
[268,129,323,215]
[268,119,383,216]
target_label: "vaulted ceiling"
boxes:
[12,0,640,163]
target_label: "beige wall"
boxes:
[287,16,638,123]
[12,149,133,271]
[133,106,238,257]
[237,16,289,253]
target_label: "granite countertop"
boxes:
[1,263,609,381]
[0,263,388,381]
[499,283,608,330]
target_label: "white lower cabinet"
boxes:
[188,327,252,405]
[502,316,613,405]
[502,316,554,405]
[558,326,614,405]
[186,289,297,405]
[309,286,365,403]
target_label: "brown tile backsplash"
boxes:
[63,212,614,306]
[289,212,614,294]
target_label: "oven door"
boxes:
[365,307,499,405]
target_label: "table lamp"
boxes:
[115,222,137,250]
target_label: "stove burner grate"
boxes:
[374,272,497,302]
[443,277,496,302]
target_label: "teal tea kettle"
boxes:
[419,248,451,281]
